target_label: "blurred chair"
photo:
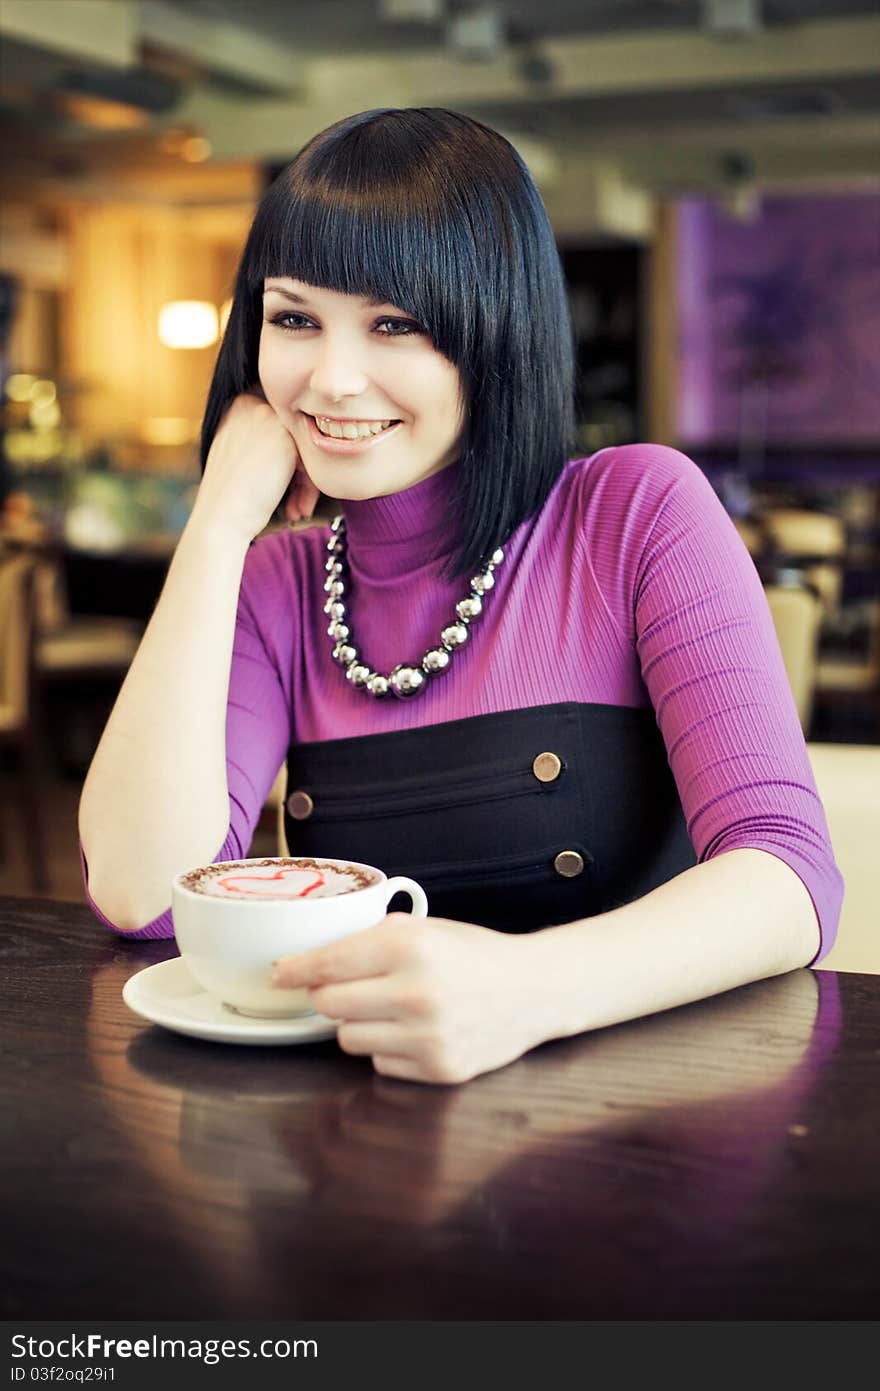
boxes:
[764,583,823,733]
[0,548,48,890]
[807,741,880,975]
[31,553,143,772]
[34,554,143,680]
[761,508,846,622]
[814,597,880,710]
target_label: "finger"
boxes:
[272,921,396,989]
[297,472,321,516]
[336,1021,409,1057]
[311,976,402,1022]
[371,1054,427,1082]
[285,484,318,523]
[284,468,320,523]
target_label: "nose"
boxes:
[308,331,369,405]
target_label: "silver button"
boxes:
[287,790,314,820]
[532,752,563,783]
[554,850,584,878]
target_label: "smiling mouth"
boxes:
[306,413,401,440]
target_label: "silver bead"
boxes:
[441,623,469,650]
[456,595,482,621]
[322,515,499,695]
[390,665,425,698]
[422,648,451,675]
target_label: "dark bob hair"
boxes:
[201,106,576,581]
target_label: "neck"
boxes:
[337,460,463,581]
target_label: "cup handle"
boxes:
[383,876,428,917]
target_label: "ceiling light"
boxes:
[379,0,445,20]
[52,91,149,131]
[702,0,763,40]
[447,5,505,62]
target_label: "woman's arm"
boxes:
[522,847,820,1047]
[78,513,250,931]
[78,395,309,932]
[272,848,819,1084]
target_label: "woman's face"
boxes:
[258,278,466,500]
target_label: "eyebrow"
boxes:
[263,283,387,309]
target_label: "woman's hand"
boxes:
[272,915,544,1084]
[193,391,319,544]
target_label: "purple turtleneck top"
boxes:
[80,444,844,957]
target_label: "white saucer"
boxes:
[122,956,339,1046]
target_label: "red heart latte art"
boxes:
[213,866,326,899]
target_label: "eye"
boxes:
[375,317,422,337]
[267,311,314,331]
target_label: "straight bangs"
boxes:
[245,110,491,369]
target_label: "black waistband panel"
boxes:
[283,702,696,932]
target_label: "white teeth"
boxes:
[314,417,395,440]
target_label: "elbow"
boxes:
[87,872,171,935]
[747,849,823,971]
[80,838,172,936]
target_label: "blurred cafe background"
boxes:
[1,1,878,970]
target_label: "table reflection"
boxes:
[83,955,839,1317]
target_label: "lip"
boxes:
[312,413,393,424]
[302,412,402,455]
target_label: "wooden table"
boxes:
[2,896,879,1321]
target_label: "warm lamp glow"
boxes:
[30,399,61,429]
[140,417,199,447]
[219,298,233,334]
[181,136,212,162]
[158,301,219,349]
[4,374,36,402]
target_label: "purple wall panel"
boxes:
[676,192,880,447]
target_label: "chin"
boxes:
[330,478,401,501]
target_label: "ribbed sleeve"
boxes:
[582,445,844,958]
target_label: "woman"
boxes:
[79,108,843,1083]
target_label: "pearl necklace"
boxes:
[323,515,505,699]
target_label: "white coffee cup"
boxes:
[171,855,428,1019]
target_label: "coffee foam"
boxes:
[178,857,377,901]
